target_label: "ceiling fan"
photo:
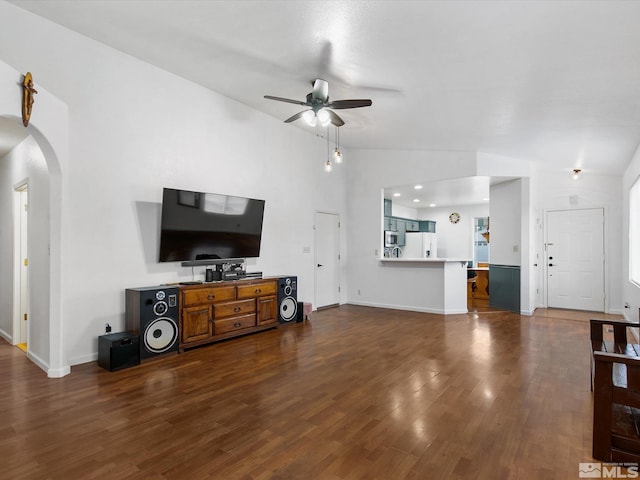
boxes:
[264,79,372,127]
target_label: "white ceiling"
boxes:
[5,1,640,188]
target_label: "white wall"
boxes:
[623,145,640,322]
[490,179,523,266]
[419,204,489,259]
[0,3,348,371]
[391,204,417,219]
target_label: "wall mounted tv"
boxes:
[159,188,265,262]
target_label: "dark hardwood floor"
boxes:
[0,305,623,479]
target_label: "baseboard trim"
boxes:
[347,300,466,315]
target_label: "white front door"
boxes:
[314,212,340,309]
[546,208,604,311]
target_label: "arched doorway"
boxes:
[0,64,68,377]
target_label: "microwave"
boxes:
[384,230,399,247]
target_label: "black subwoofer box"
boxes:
[98,331,140,371]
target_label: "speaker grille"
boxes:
[143,317,178,353]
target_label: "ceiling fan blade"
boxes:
[328,99,372,109]
[327,110,345,127]
[264,95,307,106]
[311,79,329,102]
[284,110,309,123]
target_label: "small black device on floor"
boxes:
[98,331,140,371]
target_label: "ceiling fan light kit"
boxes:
[266,79,368,172]
[265,78,372,128]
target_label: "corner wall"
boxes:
[623,145,640,321]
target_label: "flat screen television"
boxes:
[159,188,265,262]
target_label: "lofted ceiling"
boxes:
[5,0,640,181]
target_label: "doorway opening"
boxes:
[473,216,490,266]
[13,182,28,352]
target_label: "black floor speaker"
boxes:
[125,286,179,360]
[277,276,298,324]
[98,331,140,371]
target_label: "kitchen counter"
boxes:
[350,257,473,314]
[380,257,469,264]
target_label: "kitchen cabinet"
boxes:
[419,220,436,233]
[384,216,397,231]
[397,219,406,245]
[384,199,392,217]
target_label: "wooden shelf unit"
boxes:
[179,278,278,351]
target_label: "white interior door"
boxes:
[14,186,29,346]
[314,212,340,309]
[546,208,604,311]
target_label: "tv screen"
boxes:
[159,188,265,262]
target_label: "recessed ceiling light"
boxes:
[414,185,423,190]
[429,203,436,207]
[413,199,420,203]
[393,193,401,197]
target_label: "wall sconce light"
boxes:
[572,168,582,180]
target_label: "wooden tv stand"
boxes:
[178,278,278,351]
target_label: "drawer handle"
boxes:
[234,307,241,313]
[207,294,215,300]
[255,288,262,294]
[234,322,241,328]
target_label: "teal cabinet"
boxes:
[383,199,392,217]
[419,220,436,233]
[397,219,406,245]
[384,216,398,231]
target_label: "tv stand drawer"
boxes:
[214,299,255,318]
[182,285,235,306]
[237,282,277,299]
[214,314,256,335]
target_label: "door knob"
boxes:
[549,263,554,267]
[317,264,324,268]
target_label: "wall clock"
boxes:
[449,212,461,224]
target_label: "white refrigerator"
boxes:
[403,232,437,259]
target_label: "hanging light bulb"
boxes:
[324,126,332,172]
[317,109,331,127]
[333,126,343,163]
[303,110,317,127]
